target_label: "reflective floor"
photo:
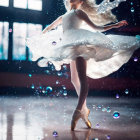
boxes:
[0,96,140,140]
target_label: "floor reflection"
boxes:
[0,96,140,140]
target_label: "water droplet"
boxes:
[131,7,135,12]
[52,131,58,137]
[113,111,120,119]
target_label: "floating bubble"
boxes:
[131,7,135,12]
[107,107,111,113]
[62,85,66,90]
[52,41,57,45]
[116,93,120,98]
[96,123,100,128]
[9,28,12,32]
[102,108,107,112]
[45,70,51,74]
[46,86,53,93]
[18,106,22,110]
[57,71,63,76]
[106,135,111,139]
[136,35,140,40]
[134,57,138,62]
[28,74,32,77]
[97,105,102,109]
[42,89,46,93]
[125,89,129,94]
[63,90,67,96]
[31,84,35,89]
[113,111,120,119]
[62,65,67,70]
[56,80,60,84]
[52,131,58,137]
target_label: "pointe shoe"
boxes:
[82,108,92,129]
[71,109,92,131]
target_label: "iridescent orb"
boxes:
[52,131,58,137]
[31,84,35,89]
[52,41,57,45]
[116,93,119,99]
[63,90,67,96]
[131,7,134,12]
[28,74,32,77]
[46,86,53,93]
[102,108,107,112]
[107,107,111,113]
[9,28,12,32]
[96,123,100,128]
[56,80,60,84]
[57,71,63,76]
[136,35,140,40]
[134,57,138,62]
[106,135,111,139]
[113,111,120,119]
[125,89,129,94]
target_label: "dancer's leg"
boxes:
[70,60,88,110]
[75,56,88,110]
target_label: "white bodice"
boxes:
[62,9,83,33]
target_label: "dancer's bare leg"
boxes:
[70,60,88,111]
[71,56,88,111]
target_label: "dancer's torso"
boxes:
[62,9,83,33]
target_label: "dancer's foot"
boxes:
[71,109,92,131]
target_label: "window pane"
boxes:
[26,24,42,61]
[0,0,9,7]
[13,23,27,60]
[28,0,42,11]
[0,22,9,60]
[14,0,27,9]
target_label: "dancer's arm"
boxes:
[42,15,63,34]
[76,9,128,32]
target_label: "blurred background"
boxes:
[0,0,140,97]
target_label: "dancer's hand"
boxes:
[115,20,128,28]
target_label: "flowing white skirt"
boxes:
[25,25,140,79]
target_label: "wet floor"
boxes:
[0,96,140,140]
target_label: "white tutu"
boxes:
[25,9,140,79]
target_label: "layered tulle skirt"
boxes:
[25,25,140,79]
